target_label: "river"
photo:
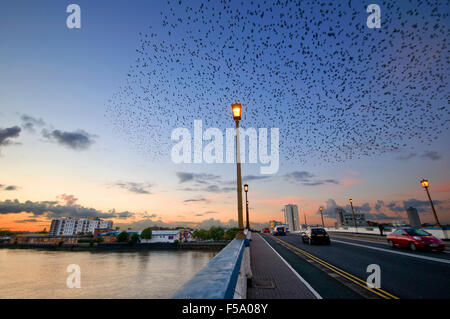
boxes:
[0,248,217,298]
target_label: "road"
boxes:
[261,233,450,299]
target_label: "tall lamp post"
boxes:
[232,103,245,239]
[349,199,358,233]
[420,179,441,228]
[244,184,250,229]
[319,207,325,228]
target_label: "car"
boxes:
[273,226,286,236]
[262,228,271,233]
[301,227,331,245]
[387,228,445,252]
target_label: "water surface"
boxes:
[0,249,216,298]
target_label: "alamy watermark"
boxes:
[171,120,279,174]
[66,264,81,288]
[366,264,381,289]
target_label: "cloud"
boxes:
[284,171,314,182]
[184,197,208,203]
[176,171,234,193]
[0,199,133,220]
[15,218,39,223]
[20,114,45,132]
[395,152,417,160]
[421,151,442,161]
[114,181,153,194]
[285,171,339,187]
[395,151,442,161]
[195,211,219,216]
[176,172,221,184]
[0,185,19,191]
[57,194,78,206]
[242,175,272,182]
[0,126,21,146]
[42,129,96,150]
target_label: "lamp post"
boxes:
[319,207,325,228]
[244,184,250,229]
[232,103,245,239]
[420,179,441,228]
[349,198,358,233]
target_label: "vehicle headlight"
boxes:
[413,236,422,241]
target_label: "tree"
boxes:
[130,232,139,243]
[209,227,225,241]
[224,228,239,240]
[116,231,128,243]
[140,228,152,240]
[193,229,209,241]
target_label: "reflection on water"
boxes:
[0,249,217,298]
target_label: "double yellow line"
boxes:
[270,236,399,299]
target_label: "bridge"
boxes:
[173,229,450,299]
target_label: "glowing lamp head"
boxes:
[349,198,353,203]
[244,184,248,192]
[232,103,242,120]
[320,207,323,212]
[420,179,429,188]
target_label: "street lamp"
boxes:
[420,179,441,228]
[244,184,250,229]
[349,198,358,233]
[319,207,324,228]
[232,103,245,238]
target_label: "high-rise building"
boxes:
[336,208,367,227]
[49,217,113,236]
[284,204,300,232]
[406,207,421,227]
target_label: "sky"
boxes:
[0,0,449,232]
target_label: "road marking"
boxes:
[269,235,399,299]
[332,239,450,264]
[258,234,322,299]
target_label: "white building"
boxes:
[284,204,300,232]
[49,217,113,236]
[140,230,180,243]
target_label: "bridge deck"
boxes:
[248,233,318,299]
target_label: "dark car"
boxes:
[263,228,271,233]
[273,226,286,236]
[301,227,330,245]
[387,228,445,252]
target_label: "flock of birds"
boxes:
[106,0,449,164]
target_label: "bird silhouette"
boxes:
[106,0,450,164]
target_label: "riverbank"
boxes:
[0,241,228,251]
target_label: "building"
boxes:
[9,233,80,245]
[98,230,181,244]
[284,204,300,232]
[143,230,180,243]
[336,208,367,227]
[406,207,421,227]
[49,217,113,236]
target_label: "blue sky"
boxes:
[0,0,449,231]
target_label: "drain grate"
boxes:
[252,279,276,289]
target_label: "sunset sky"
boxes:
[1,0,449,232]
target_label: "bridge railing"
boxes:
[172,236,250,299]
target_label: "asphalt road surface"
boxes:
[263,233,450,299]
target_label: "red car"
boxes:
[263,228,270,233]
[387,228,445,252]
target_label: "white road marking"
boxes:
[332,239,450,264]
[258,234,322,299]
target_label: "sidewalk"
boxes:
[247,233,318,299]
